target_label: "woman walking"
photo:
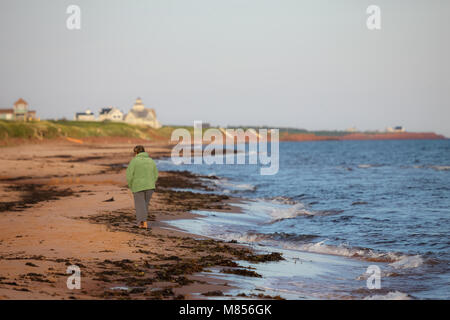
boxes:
[126,145,158,229]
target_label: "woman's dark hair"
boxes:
[134,145,145,154]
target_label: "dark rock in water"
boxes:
[103,197,115,202]
[246,252,285,262]
[221,268,262,278]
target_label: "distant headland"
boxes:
[278,129,446,141]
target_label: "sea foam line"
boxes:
[364,291,412,300]
[213,178,256,191]
[218,231,425,269]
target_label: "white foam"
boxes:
[229,235,427,275]
[214,179,256,191]
[219,232,270,243]
[269,203,315,221]
[297,241,372,258]
[219,231,424,270]
[268,196,298,205]
[110,286,129,291]
[364,291,412,300]
[268,204,343,222]
[389,255,424,269]
[217,231,320,247]
[295,241,421,266]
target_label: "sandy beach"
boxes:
[0,139,284,300]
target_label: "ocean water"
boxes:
[156,139,450,299]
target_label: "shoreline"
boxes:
[0,128,447,149]
[0,140,284,300]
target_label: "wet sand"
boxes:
[0,139,283,300]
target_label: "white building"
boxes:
[124,98,162,128]
[0,98,36,121]
[386,126,406,133]
[98,107,124,122]
[75,109,96,121]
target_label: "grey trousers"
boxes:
[133,189,154,224]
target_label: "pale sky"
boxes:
[0,0,449,136]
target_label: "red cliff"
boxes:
[280,132,446,142]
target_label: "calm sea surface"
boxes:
[157,139,450,299]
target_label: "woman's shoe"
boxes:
[138,221,148,229]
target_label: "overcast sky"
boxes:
[0,0,449,136]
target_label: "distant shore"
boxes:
[0,120,446,147]
[280,131,446,141]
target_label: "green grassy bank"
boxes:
[0,120,190,141]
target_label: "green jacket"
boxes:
[126,152,158,193]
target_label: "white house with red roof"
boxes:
[0,99,37,121]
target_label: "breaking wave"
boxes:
[269,203,314,221]
[219,231,319,244]
[268,203,343,222]
[217,231,425,269]
[296,241,425,267]
[213,178,256,192]
[267,196,298,205]
[389,255,424,269]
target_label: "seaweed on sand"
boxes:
[156,170,215,191]
[0,184,74,212]
[202,290,224,297]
